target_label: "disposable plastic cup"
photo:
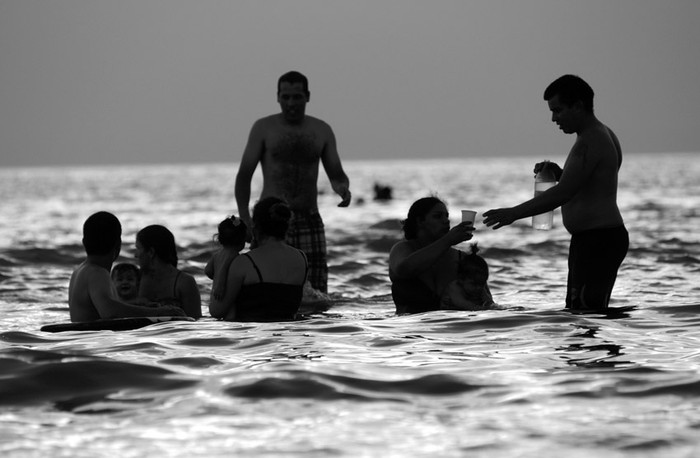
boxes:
[461,210,477,224]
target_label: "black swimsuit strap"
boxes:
[243,253,264,282]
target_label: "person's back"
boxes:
[234,243,307,321]
[69,262,111,321]
[209,197,309,321]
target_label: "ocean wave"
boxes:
[224,370,482,402]
[0,348,197,410]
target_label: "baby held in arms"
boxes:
[441,244,496,311]
[111,263,141,302]
[205,215,248,302]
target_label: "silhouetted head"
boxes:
[216,215,247,249]
[110,262,140,300]
[253,197,292,240]
[402,196,446,240]
[278,71,309,95]
[458,244,489,287]
[136,225,178,267]
[543,74,594,113]
[82,211,121,256]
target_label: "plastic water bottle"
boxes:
[532,161,557,230]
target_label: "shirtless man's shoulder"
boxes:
[69,261,110,322]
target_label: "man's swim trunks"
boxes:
[566,225,629,310]
[287,209,328,293]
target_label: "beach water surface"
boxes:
[1,153,699,457]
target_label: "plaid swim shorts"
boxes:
[286,209,328,293]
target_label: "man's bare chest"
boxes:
[265,131,323,164]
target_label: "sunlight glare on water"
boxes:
[1,153,699,457]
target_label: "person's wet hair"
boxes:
[543,74,594,113]
[136,225,178,267]
[83,211,121,256]
[253,197,292,239]
[402,196,445,240]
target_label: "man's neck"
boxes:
[85,254,113,271]
[576,113,600,135]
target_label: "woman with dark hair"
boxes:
[135,225,202,318]
[209,197,308,321]
[389,197,490,314]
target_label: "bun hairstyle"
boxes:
[217,215,247,248]
[253,197,292,239]
[458,243,489,284]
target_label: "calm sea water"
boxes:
[1,153,699,457]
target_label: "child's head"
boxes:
[216,215,247,250]
[83,211,122,257]
[458,244,489,294]
[111,263,140,301]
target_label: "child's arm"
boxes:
[89,270,185,319]
[209,255,246,320]
[211,252,238,300]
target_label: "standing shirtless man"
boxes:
[483,75,628,311]
[235,71,351,293]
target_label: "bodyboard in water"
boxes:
[569,305,637,317]
[40,316,195,333]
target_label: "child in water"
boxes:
[110,262,141,302]
[440,244,495,311]
[205,215,248,301]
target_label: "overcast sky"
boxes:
[1,0,698,167]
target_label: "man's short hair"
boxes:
[543,74,594,113]
[83,211,121,255]
[278,71,309,95]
